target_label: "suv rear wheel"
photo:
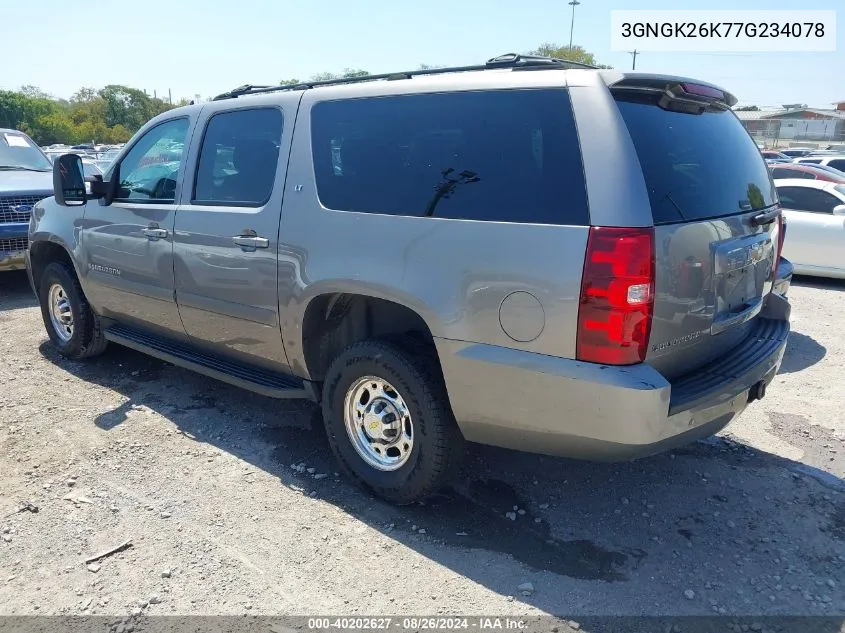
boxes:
[321,339,464,504]
[38,261,107,360]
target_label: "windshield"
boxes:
[614,92,777,224]
[0,132,52,171]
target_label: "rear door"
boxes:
[173,99,297,372]
[611,83,781,379]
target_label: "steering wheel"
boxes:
[152,176,177,200]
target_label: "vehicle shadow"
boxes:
[779,331,826,374]
[791,275,845,293]
[0,270,37,311]
[38,341,845,618]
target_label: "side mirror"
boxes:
[833,204,845,216]
[53,154,87,206]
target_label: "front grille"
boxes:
[0,237,28,252]
[0,194,49,223]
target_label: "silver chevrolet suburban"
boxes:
[28,54,791,504]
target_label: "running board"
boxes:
[104,325,315,400]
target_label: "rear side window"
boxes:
[193,108,283,206]
[772,167,813,180]
[614,92,776,225]
[777,186,841,214]
[311,89,588,225]
[799,159,822,165]
[827,159,845,172]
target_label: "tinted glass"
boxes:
[311,89,588,225]
[800,159,822,164]
[0,132,52,171]
[193,108,283,206]
[116,118,189,202]
[777,186,841,214]
[614,93,776,225]
[772,167,814,180]
[827,159,845,172]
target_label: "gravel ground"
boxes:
[1,270,844,622]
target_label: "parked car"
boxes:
[28,54,791,503]
[0,128,54,272]
[81,159,103,179]
[774,178,845,279]
[762,150,791,161]
[793,155,845,173]
[780,148,817,158]
[769,162,845,183]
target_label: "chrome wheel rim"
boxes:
[343,375,414,471]
[47,283,74,342]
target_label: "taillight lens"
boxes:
[576,227,655,365]
[772,207,784,278]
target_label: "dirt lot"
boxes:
[1,270,844,622]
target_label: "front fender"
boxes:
[28,196,88,287]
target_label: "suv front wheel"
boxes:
[321,339,464,504]
[38,261,108,360]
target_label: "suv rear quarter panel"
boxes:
[277,75,595,378]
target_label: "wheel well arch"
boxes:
[301,293,437,382]
[28,241,77,288]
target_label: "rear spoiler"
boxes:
[600,72,738,108]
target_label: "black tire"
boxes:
[38,261,108,360]
[321,339,464,505]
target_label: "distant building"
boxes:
[834,100,845,112]
[735,107,845,143]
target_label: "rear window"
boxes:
[614,92,776,225]
[311,89,589,225]
[772,167,814,180]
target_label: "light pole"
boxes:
[568,0,581,51]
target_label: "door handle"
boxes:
[141,226,168,240]
[232,235,270,249]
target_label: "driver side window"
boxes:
[115,118,189,202]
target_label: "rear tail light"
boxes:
[576,227,655,365]
[772,207,784,278]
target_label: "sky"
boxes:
[2,0,841,108]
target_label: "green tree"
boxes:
[19,85,53,99]
[528,43,612,68]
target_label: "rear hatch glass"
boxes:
[613,89,780,379]
[614,92,776,224]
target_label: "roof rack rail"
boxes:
[211,53,597,100]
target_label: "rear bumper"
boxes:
[436,293,791,461]
[773,256,793,298]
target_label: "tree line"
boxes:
[0,85,189,146]
[2,44,608,146]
